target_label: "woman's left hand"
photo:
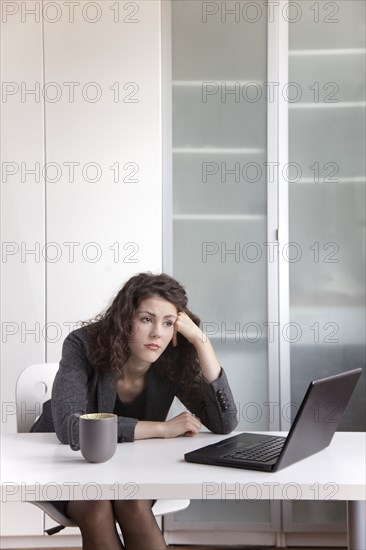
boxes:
[172,311,204,347]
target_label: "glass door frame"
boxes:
[267,0,291,432]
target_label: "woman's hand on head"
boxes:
[172,311,205,347]
[161,412,202,438]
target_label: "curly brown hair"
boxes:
[83,272,202,393]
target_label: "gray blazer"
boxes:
[32,327,238,443]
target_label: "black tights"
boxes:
[66,500,167,550]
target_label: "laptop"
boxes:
[185,368,362,472]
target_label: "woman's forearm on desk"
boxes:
[134,412,202,440]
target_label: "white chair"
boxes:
[16,363,190,536]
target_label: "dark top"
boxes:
[31,326,238,444]
[113,391,147,420]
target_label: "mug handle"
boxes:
[68,412,82,451]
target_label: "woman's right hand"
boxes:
[160,412,202,438]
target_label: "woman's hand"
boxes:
[160,412,202,438]
[172,311,204,347]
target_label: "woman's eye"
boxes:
[164,321,173,327]
[141,317,151,323]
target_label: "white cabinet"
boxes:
[1,0,163,546]
[1,0,46,437]
[0,502,43,537]
[43,1,164,362]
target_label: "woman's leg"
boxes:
[113,499,167,550]
[66,500,123,550]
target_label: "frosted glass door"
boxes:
[287,0,366,534]
[172,0,269,433]
[167,0,275,542]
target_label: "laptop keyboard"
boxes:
[222,436,285,463]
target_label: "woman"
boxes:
[32,272,238,550]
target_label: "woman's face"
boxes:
[129,295,178,365]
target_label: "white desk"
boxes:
[1,431,365,549]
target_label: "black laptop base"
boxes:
[185,433,286,472]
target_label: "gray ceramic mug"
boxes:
[68,412,118,463]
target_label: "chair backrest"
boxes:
[16,363,59,433]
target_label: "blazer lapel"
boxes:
[97,370,118,413]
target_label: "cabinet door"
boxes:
[286,0,366,539]
[165,0,277,543]
[0,0,46,435]
[42,0,164,362]
[0,502,43,537]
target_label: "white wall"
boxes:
[1,0,163,437]
[1,0,163,544]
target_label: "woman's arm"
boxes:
[51,330,92,444]
[134,412,202,440]
[53,329,202,443]
[173,311,221,383]
[173,312,238,434]
[52,329,140,444]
